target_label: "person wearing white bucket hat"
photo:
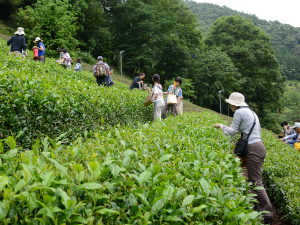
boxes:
[214,92,273,224]
[33,37,45,63]
[7,27,27,57]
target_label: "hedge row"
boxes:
[0,40,152,148]
[0,112,262,224]
[262,131,300,224]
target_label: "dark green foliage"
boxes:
[204,15,285,130]
[17,0,79,57]
[190,49,242,111]
[186,1,300,81]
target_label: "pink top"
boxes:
[63,53,71,66]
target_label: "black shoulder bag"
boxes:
[234,112,256,157]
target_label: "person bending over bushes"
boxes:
[214,92,273,224]
[130,73,145,90]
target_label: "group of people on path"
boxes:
[7,27,276,224]
[130,73,183,121]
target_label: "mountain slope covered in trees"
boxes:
[186,1,300,81]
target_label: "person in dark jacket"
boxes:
[7,27,27,57]
[130,73,145,90]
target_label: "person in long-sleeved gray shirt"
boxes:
[7,27,27,57]
[214,92,273,224]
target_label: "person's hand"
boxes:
[147,87,150,91]
[25,52,28,57]
[33,46,38,49]
[114,82,116,85]
[140,81,143,83]
[281,130,284,133]
[280,138,285,141]
[215,123,221,129]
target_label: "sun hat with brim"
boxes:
[33,37,43,42]
[225,92,248,107]
[291,123,300,129]
[15,27,25,35]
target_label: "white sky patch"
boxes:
[193,0,300,27]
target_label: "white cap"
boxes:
[34,37,43,42]
[291,123,300,129]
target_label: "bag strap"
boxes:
[243,111,256,140]
[154,85,163,91]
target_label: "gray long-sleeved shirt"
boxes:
[220,107,262,145]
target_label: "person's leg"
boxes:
[154,101,164,121]
[170,104,177,117]
[247,142,273,222]
[162,104,170,119]
[96,77,102,86]
[178,101,183,115]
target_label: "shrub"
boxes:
[0,112,262,224]
[0,40,152,148]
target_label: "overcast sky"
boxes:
[193,0,300,27]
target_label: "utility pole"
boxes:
[218,90,223,114]
[120,50,124,77]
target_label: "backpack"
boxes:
[95,62,107,78]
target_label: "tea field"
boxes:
[0,113,263,224]
[0,40,152,148]
[1,37,300,224]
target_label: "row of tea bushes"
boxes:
[0,40,152,148]
[0,113,262,224]
[262,131,300,224]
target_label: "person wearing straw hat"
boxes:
[33,37,45,63]
[7,27,27,57]
[214,92,273,224]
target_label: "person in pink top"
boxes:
[62,48,72,69]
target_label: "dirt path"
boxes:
[241,167,289,225]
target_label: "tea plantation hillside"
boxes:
[0,113,264,224]
[1,38,300,224]
[0,39,152,148]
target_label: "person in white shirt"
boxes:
[147,74,165,121]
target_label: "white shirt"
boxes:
[220,107,262,145]
[152,84,164,103]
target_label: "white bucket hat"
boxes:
[225,92,248,107]
[291,123,300,129]
[34,37,43,42]
[15,27,25,35]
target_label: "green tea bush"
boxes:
[0,113,262,224]
[0,40,152,148]
[262,131,300,224]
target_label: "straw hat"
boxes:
[225,92,248,107]
[15,27,25,35]
[33,37,43,42]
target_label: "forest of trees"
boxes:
[0,0,294,131]
[186,1,300,81]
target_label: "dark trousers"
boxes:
[247,141,273,220]
[96,76,108,86]
[162,103,177,118]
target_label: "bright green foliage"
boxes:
[191,49,242,111]
[0,40,152,148]
[262,131,300,224]
[17,0,79,57]
[205,15,286,129]
[0,113,262,224]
